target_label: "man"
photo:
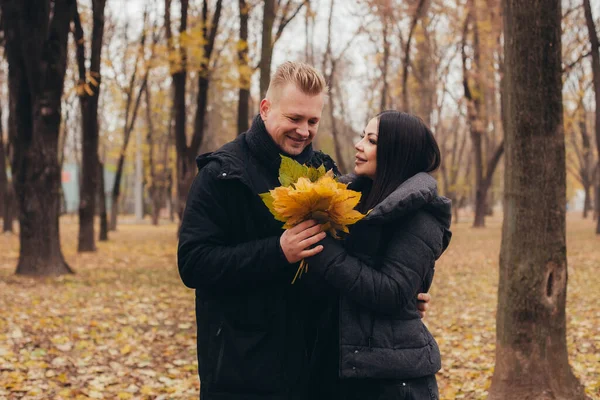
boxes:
[178,61,430,399]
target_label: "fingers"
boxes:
[299,231,326,248]
[296,223,323,242]
[300,245,323,258]
[290,219,319,233]
[417,293,431,303]
[417,293,430,319]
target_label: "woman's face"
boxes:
[354,117,378,179]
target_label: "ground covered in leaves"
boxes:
[0,214,598,399]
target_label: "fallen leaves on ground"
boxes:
[0,214,598,399]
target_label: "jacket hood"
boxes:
[345,172,452,253]
[195,135,249,179]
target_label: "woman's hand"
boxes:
[280,220,327,264]
[417,293,431,318]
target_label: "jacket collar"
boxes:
[245,114,314,174]
[195,115,317,191]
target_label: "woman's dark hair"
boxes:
[357,110,441,213]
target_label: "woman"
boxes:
[305,111,452,399]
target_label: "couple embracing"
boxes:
[178,61,452,400]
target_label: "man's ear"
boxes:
[259,98,270,120]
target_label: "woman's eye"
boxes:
[369,139,377,145]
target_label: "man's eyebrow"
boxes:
[285,113,319,120]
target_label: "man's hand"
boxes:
[280,220,326,264]
[417,293,431,319]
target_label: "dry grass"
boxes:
[0,213,598,399]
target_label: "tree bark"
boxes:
[380,14,390,111]
[166,0,189,224]
[237,0,250,134]
[2,96,14,233]
[73,0,107,252]
[489,0,588,397]
[401,0,428,113]
[576,108,594,219]
[109,43,149,231]
[144,82,170,227]
[321,0,346,174]
[414,15,434,126]
[462,4,486,228]
[175,0,222,223]
[259,0,275,99]
[1,0,73,276]
[98,160,108,241]
[583,184,591,219]
[463,0,504,228]
[583,0,600,234]
[0,93,7,231]
[2,185,15,233]
[596,164,600,232]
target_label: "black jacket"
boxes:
[178,115,338,399]
[308,173,452,380]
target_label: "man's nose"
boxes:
[296,122,310,137]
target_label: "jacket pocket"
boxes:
[210,322,286,393]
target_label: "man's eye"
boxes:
[289,117,299,122]
[309,120,318,125]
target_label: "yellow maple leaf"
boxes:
[260,157,367,283]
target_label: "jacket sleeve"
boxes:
[177,164,289,291]
[307,222,437,315]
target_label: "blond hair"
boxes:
[266,61,328,101]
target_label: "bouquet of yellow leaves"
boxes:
[260,156,367,283]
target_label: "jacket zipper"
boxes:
[213,323,224,383]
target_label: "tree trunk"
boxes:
[237,0,250,134]
[327,73,347,174]
[473,177,487,227]
[452,196,460,224]
[486,190,495,216]
[109,74,148,231]
[489,0,587,397]
[2,89,15,234]
[166,0,189,222]
[596,164,600,233]
[583,0,600,235]
[380,17,390,111]
[74,0,107,252]
[2,0,74,276]
[321,0,347,175]
[3,186,15,233]
[0,94,7,231]
[583,183,591,219]
[401,0,427,113]
[414,16,434,126]
[134,126,144,221]
[259,0,275,99]
[463,0,488,228]
[175,0,222,222]
[110,156,124,230]
[98,161,108,241]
